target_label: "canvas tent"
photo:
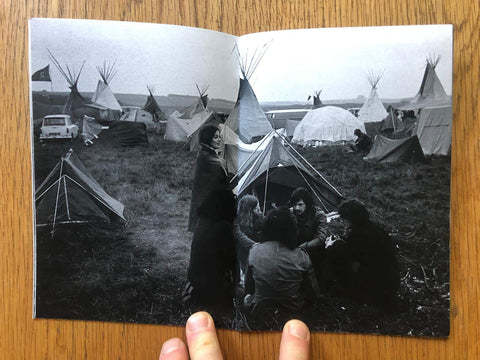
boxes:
[364,134,424,163]
[142,86,167,122]
[90,61,122,121]
[224,44,273,143]
[292,106,366,146]
[308,90,323,109]
[48,50,92,116]
[357,73,388,123]
[233,130,344,213]
[379,106,404,134]
[164,85,215,145]
[400,56,452,155]
[35,149,126,230]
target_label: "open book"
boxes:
[30,18,453,337]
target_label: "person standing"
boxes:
[188,124,228,232]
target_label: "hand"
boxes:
[159,311,310,360]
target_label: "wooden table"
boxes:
[1,1,478,358]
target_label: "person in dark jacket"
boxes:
[349,128,372,154]
[325,199,400,311]
[188,124,228,232]
[186,189,236,306]
[244,207,320,318]
[289,187,328,286]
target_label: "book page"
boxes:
[30,18,240,328]
[233,25,452,336]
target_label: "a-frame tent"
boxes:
[225,44,273,144]
[357,72,388,123]
[233,130,345,213]
[364,134,425,163]
[400,56,452,155]
[35,149,126,231]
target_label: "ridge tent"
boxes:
[35,149,126,231]
[292,106,366,146]
[364,134,425,163]
[399,56,452,155]
[233,130,344,213]
[379,106,404,134]
[357,72,388,124]
[224,44,273,144]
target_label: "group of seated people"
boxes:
[185,186,400,322]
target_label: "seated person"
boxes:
[289,187,328,284]
[244,207,320,317]
[325,199,400,311]
[235,194,264,271]
[349,129,372,154]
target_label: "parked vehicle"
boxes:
[39,115,79,140]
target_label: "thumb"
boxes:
[279,320,310,360]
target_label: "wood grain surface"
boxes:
[0,0,478,359]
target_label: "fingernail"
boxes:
[288,321,309,340]
[161,338,183,355]
[187,312,210,332]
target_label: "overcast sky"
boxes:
[30,19,452,103]
[30,18,239,101]
[239,25,453,102]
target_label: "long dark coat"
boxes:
[188,145,228,232]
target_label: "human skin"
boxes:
[159,311,311,360]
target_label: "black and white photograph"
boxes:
[30,19,452,337]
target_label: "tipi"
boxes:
[48,50,91,116]
[164,85,214,145]
[35,149,126,231]
[357,72,388,123]
[233,130,345,213]
[143,85,167,123]
[224,43,273,143]
[91,60,123,120]
[308,90,323,109]
[400,55,452,155]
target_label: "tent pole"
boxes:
[229,130,273,184]
[262,166,269,214]
[274,129,343,197]
[51,158,64,238]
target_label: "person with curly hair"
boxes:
[325,199,400,311]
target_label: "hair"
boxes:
[237,195,259,232]
[198,124,220,147]
[354,129,362,136]
[289,187,314,215]
[262,207,297,250]
[338,199,370,226]
[197,189,236,223]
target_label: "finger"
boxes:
[185,311,223,360]
[279,320,310,360]
[159,338,189,360]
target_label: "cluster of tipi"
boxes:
[35,49,451,230]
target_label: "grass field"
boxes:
[33,127,450,336]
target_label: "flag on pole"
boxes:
[31,65,51,81]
